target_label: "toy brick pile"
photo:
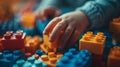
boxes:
[0,17,120,67]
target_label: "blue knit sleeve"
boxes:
[76,0,120,29]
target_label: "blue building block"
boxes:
[35,49,45,56]
[36,18,53,36]
[13,56,47,67]
[0,50,25,67]
[56,48,92,67]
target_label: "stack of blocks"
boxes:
[13,56,47,67]
[56,48,92,67]
[39,52,63,67]
[79,32,106,67]
[108,46,120,67]
[0,50,24,67]
[0,30,26,50]
[25,36,42,53]
[109,17,120,42]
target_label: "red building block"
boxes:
[0,30,26,50]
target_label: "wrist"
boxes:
[75,10,90,28]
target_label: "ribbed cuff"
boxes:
[76,1,105,30]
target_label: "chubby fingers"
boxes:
[58,24,75,48]
[43,17,61,34]
[67,24,87,48]
[67,29,82,48]
[49,20,67,42]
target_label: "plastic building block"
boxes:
[0,30,26,50]
[56,48,92,67]
[109,17,120,33]
[0,50,25,67]
[21,12,37,28]
[108,46,120,67]
[39,52,63,67]
[40,30,64,53]
[109,17,120,42]
[13,56,47,67]
[79,31,106,55]
[25,36,42,53]
[40,34,57,53]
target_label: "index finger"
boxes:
[43,17,61,34]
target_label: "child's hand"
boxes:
[43,11,89,48]
[37,7,61,20]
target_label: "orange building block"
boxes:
[40,31,63,53]
[25,36,42,53]
[21,12,36,28]
[79,32,106,55]
[109,17,120,42]
[110,17,120,33]
[108,46,120,67]
[39,52,63,67]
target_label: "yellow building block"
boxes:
[108,46,120,67]
[39,52,63,67]
[79,32,106,55]
[21,12,36,28]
